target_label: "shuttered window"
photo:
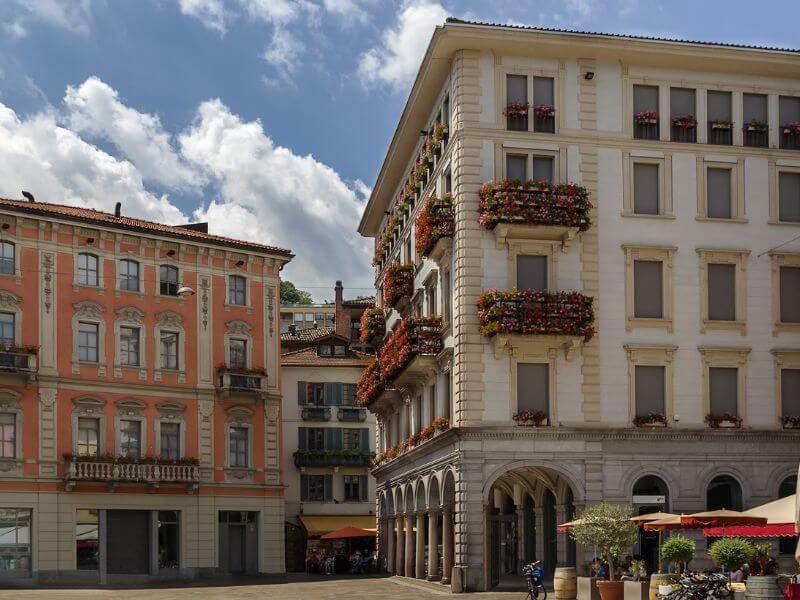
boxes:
[707,91,732,145]
[301,474,331,501]
[533,77,555,133]
[707,264,736,321]
[506,154,527,181]
[634,85,658,115]
[780,267,800,323]
[709,367,738,416]
[517,363,549,414]
[532,156,554,182]
[634,365,665,416]
[779,96,800,125]
[506,75,528,131]
[633,163,659,215]
[670,87,696,142]
[781,369,800,418]
[516,255,548,291]
[633,85,659,140]
[778,172,800,223]
[707,168,732,219]
[743,93,768,123]
[633,260,663,318]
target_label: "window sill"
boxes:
[620,212,676,220]
[767,219,800,227]
[73,283,104,292]
[774,322,800,335]
[695,216,749,224]
[115,288,145,297]
[626,317,673,333]
[702,319,746,335]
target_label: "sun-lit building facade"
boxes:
[0,197,291,584]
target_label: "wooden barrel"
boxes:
[648,573,678,600]
[555,567,578,600]
[745,576,784,600]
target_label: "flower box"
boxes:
[534,104,555,120]
[709,120,733,130]
[360,307,385,344]
[781,415,800,429]
[513,409,548,426]
[746,121,768,133]
[783,122,800,135]
[634,111,658,126]
[504,102,530,118]
[705,413,742,428]
[671,115,697,129]
[478,180,592,232]
[383,263,414,308]
[477,289,595,341]
[416,193,455,257]
[371,417,450,468]
[633,411,667,427]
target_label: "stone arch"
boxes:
[768,463,798,498]
[393,486,404,515]
[415,477,427,512]
[427,473,441,509]
[442,468,457,507]
[631,474,672,510]
[621,465,678,505]
[404,482,415,514]
[706,473,744,511]
[482,459,585,505]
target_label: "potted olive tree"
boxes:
[570,503,639,600]
[708,537,755,580]
[653,536,695,597]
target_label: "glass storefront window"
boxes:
[158,511,179,569]
[75,509,99,570]
[0,508,31,575]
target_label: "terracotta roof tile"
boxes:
[0,198,292,257]
[343,298,375,308]
[280,326,335,343]
[281,346,373,367]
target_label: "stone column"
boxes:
[441,507,454,585]
[415,512,426,578]
[404,512,415,577]
[396,515,405,576]
[427,509,440,581]
[516,504,526,574]
[386,517,396,574]
[533,507,545,563]
[556,504,569,567]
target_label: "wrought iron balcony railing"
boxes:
[293,450,373,468]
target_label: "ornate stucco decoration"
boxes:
[0,290,21,310]
[200,277,210,330]
[226,404,253,425]
[73,300,104,319]
[115,397,146,417]
[226,319,252,335]
[116,306,145,324]
[41,253,53,313]
[155,310,184,328]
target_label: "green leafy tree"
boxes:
[708,537,755,573]
[280,280,313,305]
[569,503,639,580]
[659,536,696,574]
[751,542,772,570]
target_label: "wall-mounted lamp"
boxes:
[584,71,595,80]
[167,249,176,257]
[86,237,94,244]
[176,285,195,298]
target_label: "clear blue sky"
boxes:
[0,0,798,299]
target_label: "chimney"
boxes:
[334,280,348,338]
[288,324,297,335]
[114,202,122,217]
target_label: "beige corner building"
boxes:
[357,20,800,592]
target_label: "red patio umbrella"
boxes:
[702,523,796,538]
[320,525,377,540]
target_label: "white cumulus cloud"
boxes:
[13,0,95,34]
[358,0,448,91]
[178,0,229,33]
[63,77,204,191]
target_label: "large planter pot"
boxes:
[555,567,578,600]
[648,574,678,600]
[624,581,650,600]
[597,580,625,600]
[745,575,785,600]
[578,576,601,600]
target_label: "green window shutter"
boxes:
[359,475,368,502]
[298,427,307,450]
[333,383,343,406]
[300,474,308,501]
[360,428,370,452]
[298,381,306,405]
[324,474,333,501]
[323,383,336,406]
[325,427,342,450]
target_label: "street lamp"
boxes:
[176,285,195,298]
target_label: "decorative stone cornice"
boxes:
[155,310,184,329]
[225,319,252,335]
[116,306,145,323]
[73,300,103,319]
[0,290,21,310]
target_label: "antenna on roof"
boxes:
[21,191,34,203]
[114,202,121,217]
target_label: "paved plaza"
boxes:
[0,576,525,599]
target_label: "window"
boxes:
[0,413,15,458]
[119,419,141,458]
[517,363,549,417]
[343,428,366,451]
[305,382,325,405]
[506,74,528,131]
[425,279,437,316]
[709,367,738,416]
[779,96,800,150]
[743,93,768,147]
[635,365,665,417]
[76,509,99,570]
[624,245,675,331]
[781,369,800,421]
[228,275,246,305]
[516,255,548,291]
[533,77,555,133]
[160,331,178,370]
[157,511,179,569]
[780,266,800,323]
[633,84,659,140]
[160,422,180,460]
[778,171,800,223]
[159,265,179,296]
[344,475,368,502]
[707,264,736,321]
[705,167,733,219]
[78,322,99,362]
[77,254,99,286]
[444,169,452,194]
[229,338,247,368]
[301,474,330,501]
[342,384,356,406]
[505,153,554,183]
[229,426,248,467]
[0,509,32,574]
[442,269,451,325]
[506,154,527,181]
[119,326,140,366]
[333,345,346,356]
[0,242,14,275]
[119,259,140,292]
[706,90,732,145]
[0,313,14,344]
[634,261,663,318]
[305,427,325,451]
[404,237,413,264]
[532,156,554,183]
[670,87,696,143]
[633,163,660,215]
[76,417,99,457]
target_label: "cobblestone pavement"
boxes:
[0,576,526,599]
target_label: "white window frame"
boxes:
[769,164,800,225]
[71,396,107,456]
[113,306,146,375]
[0,390,23,465]
[225,405,254,470]
[76,252,102,288]
[71,301,107,375]
[155,402,186,460]
[227,274,248,307]
[698,346,751,425]
[158,263,181,297]
[154,311,186,382]
[697,249,750,334]
[622,152,674,218]
[114,398,147,457]
[697,158,746,222]
[117,258,142,293]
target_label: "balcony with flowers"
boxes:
[357,317,444,407]
[383,263,414,310]
[478,180,592,250]
[415,193,455,263]
[478,290,595,360]
[371,417,450,469]
[293,449,373,468]
[360,307,386,345]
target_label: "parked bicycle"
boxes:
[523,560,547,600]
[657,572,731,600]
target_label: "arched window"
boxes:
[159,265,179,296]
[706,475,742,511]
[228,275,246,306]
[77,253,99,286]
[119,259,140,292]
[0,242,14,275]
[633,475,670,509]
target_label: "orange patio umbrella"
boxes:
[320,525,377,540]
[630,512,677,523]
[643,515,689,531]
[680,509,767,528]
